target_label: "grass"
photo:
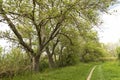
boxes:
[5,61,120,80]
[91,61,120,80]
[3,62,96,80]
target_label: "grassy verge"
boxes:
[91,61,120,80]
[3,62,96,80]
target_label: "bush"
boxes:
[39,58,49,71]
[0,48,30,78]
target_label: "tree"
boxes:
[116,46,120,60]
[45,38,59,68]
[0,0,115,72]
[0,46,2,61]
[79,30,107,62]
[105,43,117,57]
[56,28,80,66]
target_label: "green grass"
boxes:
[3,63,96,80]
[91,61,120,80]
[8,61,120,80]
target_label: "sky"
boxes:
[0,2,120,47]
[0,23,10,48]
[98,2,120,44]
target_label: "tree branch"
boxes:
[8,12,32,19]
[0,8,35,56]
[51,38,59,56]
[59,33,73,45]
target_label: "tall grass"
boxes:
[4,62,96,80]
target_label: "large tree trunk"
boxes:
[47,54,56,68]
[32,56,40,72]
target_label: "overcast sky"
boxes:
[98,2,120,44]
[0,1,120,47]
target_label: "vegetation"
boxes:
[91,61,120,80]
[0,0,115,71]
[116,46,120,60]
[3,62,95,80]
[0,0,118,79]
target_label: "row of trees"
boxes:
[0,0,116,73]
[0,30,108,76]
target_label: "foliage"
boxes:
[56,28,80,67]
[104,43,118,57]
[58,45,79,67]
[39,58,49,72]
[0,48,30,77]
[116,46,120,60]
[79,31,107,62]
[4,62,95,80]
[0,46,2,57]
[0,0,116,72]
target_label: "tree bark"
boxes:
[54,53,57,63]
[58,46,64,66]
[47,54,56,68]
[32,56,40,72]
[46,47,56,68]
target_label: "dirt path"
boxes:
[86,66,96,80]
